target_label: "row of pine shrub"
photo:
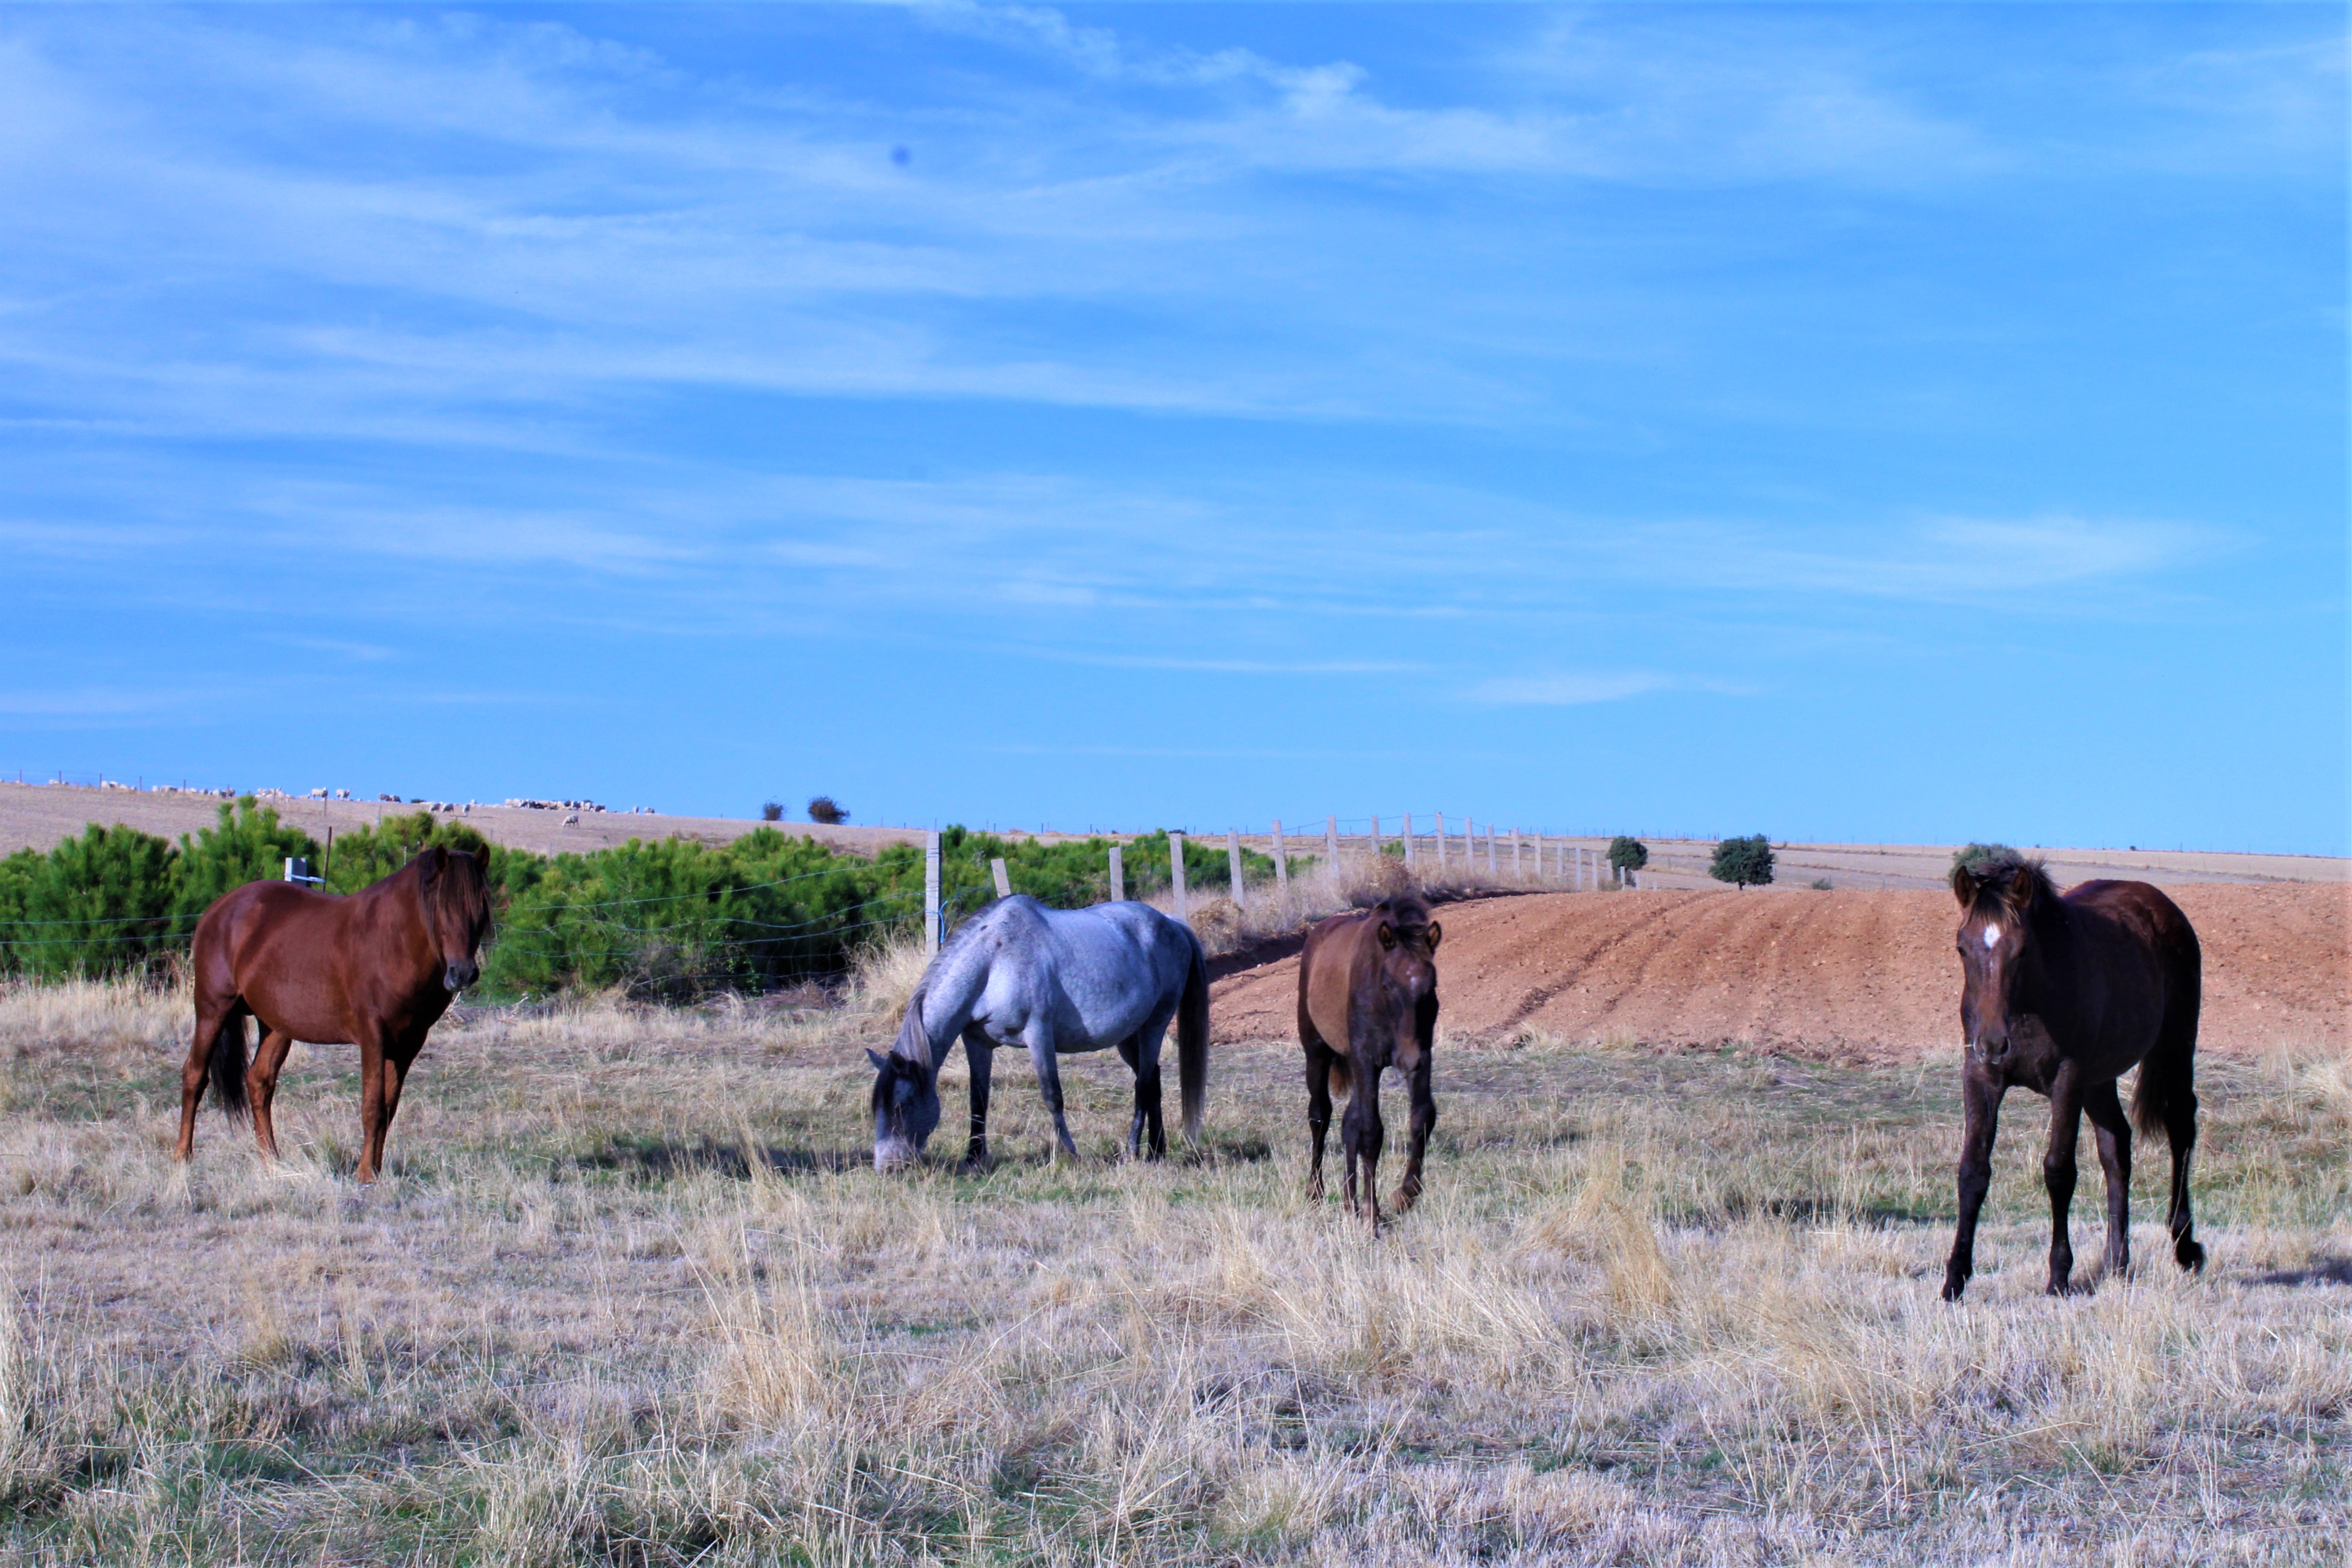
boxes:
[0,801,1279,998]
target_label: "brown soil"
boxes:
[1209,884,2351,1063]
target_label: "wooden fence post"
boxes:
[1434,811,1446,871]
[1169,832,1189,922]
[1511,829,1521,880]
[1325,815,1339,878]
[924,830,942,954]
[1227,830,1245,909]
[1109,843,1124,902]
[990,858,1011,900]
[1403,811,1415,866]
[1487,825,1497,877]
[1271,820,1288,902]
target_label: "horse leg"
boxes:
[2042,1073,2084,1296]
[1391,1054,1436,1215]
[1942,1069,2005,1301]
[1303,1043,1335,1202]
[248,1028,296,1164]
[374,1042,423,1174]
[1024,1026,1081,1163]
[1343,1075,1386,1232]
[1117,1035,1144,1158]
[1125,1030,1167,1161]
[2082,1078,2132,1283]
[175,999,234,1162]
[963,1029,994,1169]
[355,1032,389,1185]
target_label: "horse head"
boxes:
[416,845,493,994]
[867,986,943,1171]
[1949,851,2055,1070]
[867,1047,942,1172]
[1373,895,1442,1052]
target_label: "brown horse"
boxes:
[1942,852,2204,1300]
[1297,894,1441,1229]
[174,847,493,1184]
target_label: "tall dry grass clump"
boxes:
[0,975,186,1058]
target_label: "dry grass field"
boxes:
[1,968,2346,1567]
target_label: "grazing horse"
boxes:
[174,847,494,1184]
[1942,852,2204,1300]
[1296,894,1441,1230]
[868,896,1209,1171]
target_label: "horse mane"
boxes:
[419,846,494,944]
[1949,848,2054,921]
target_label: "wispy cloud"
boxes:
[1468,671,1687,708]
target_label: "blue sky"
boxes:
[2,3,2344,852]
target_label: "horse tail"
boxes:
[2132,915,2201,1140]
[1326,1055,1352,1101]
[1177,934,1210,1143]
[208,1004,251,1121]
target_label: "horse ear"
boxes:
[866,1048,888,1072]
[1377,921,1396,950]
[1948,863,1975,906]
[2001,867,2041,919]
[1425,921,1442,951]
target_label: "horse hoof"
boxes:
[1940,1278,1967,1302]
[2177,1239,2207,1273]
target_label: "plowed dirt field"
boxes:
[1209,884,2349,1063]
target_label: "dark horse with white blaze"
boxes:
[1296,893,1441,1230]
[175,847,494,1185]
[1943,851,2204,1301]
[868,896,1209,1170]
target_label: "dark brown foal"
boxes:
[1296,894,1441,1231]
[1943,852,2205,1301]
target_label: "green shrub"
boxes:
[171,797,319,924]
[1607,836,1648,872]
[2,824,181,978]
[1951,842,2017,872]
[1709,835,1776,889]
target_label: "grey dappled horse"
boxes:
[868,896,1210,1171]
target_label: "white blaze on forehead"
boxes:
[1983,924,2001,949]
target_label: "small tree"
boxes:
[1606,836,1648,874]
[760,802,784,822]
[807,796,848,825]
[1951,842,2016,872]
[1710,835,1775,889]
